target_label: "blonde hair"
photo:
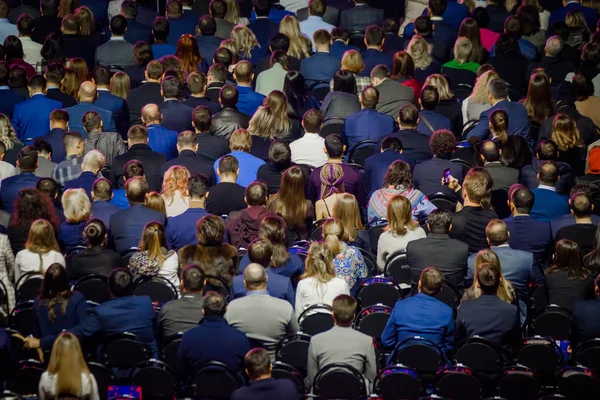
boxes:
[386,195,418,236]
[341,50,365,74]
[109,72,130,100]
[219,39,239,59]
[302,241,336,283]
[47,333,91,398]
[566,10,590,31]
[453,37,473,64]
[323,218,345,257]
[26,219,60,273]
[161,166,190,205]
[229,129,252,152]
[82,149,105,172]
[468,70,499,104]
[145,192,167,215]
[231,25,260,58]
[62,189,91,223]
[279,15,310,59]
[224,0,242,24]
[0,114,21,150]
[332,193,363,242]
[407,35,432,69]
[248,106,277,138]
[139,221,168,263]
[425,74,454,101]
[551,113,582,152]
[264,91,291,136]
[466,249,515,303]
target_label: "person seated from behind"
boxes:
[555,192,597,256]
[417,85,452,136]
[571,274,600,349]
[520,139,574,194]
[206,155,247,216]
[213,129,265,188]
[530,160,570,222]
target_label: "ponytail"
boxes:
[322,218,345,257]
[140,222,167,263]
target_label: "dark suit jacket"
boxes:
[0,87,25,118]
[339,4,384,32]
[484,162,519,191]
[166,18,196,46]
[63,34,99,70]
[183,96,221,115]
[300,52,341,86]
[95,39,135,68]
[38,128,66,163]
[456,294,521,358]
[110,144,166,191]
[297,5,339,25]
[110,204,167,254]
[214,17,234,39]
[126,82,163,126]
[530,187,570,222]
[45,87,77,109]
[386,129,433,164]
[486,4,510,33]
[406,233,469,292]
[467,100,532,149]
[231,269,295,305]
[330,40,360,59]
[526,56,576,88]
[413,157,463,197]
[65,102,116,137]
[375,78,414,117]
[383,33,404,54]
[572,298,600,348]
[159,100,194,133]
[0,172,40,213]
[91,200,122,230]
[549,2,598,30]
[66,246,121,281]
[231,378,299,400]
[123,18,152,44]
[342,109,395,150]
[196,132,230,162]
[364,150,415,196]
[196,35,223,66]
[63,171,98,200]
[160,150,216,185]
[520,158,574,195]
[31,15,61,44]
[248,18,279,50]
[505,215,552,274]
[450,206,498,253]
[360,48,393,76]
[95,90,129,137]
[166,207,210,250]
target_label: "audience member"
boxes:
[364,136,413,196]
[58,188,90,253]
[300,29,340,86]
[571,275,600,348]
[15,219,65,280]
[192,107,230,163]
[210,85,251,139]
[92,65,129,137]
[0,146,41,213]
[53,131,84,186]
[63,150,105,199]
[417,85,452,136]
[19,139,55,178]
[520,140,574,194]
[214,129,265,187]
[391,104,433,163]
[12,75,61,142]
[65,81,116,136]
[159,77,194,134]
[555,192,597,255]
[183,72,221,114]
[39,109,68,163]
[126,60,165,125]
[530,160,570,222]
[370,64,414,118]
[161,166,190,217]
[289,109,327,168]
[96,16,134,67]
[206,155,247,215]
[413,130,462,197]
[481,140,519,190]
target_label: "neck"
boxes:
[237,82,252,87]
[80,97,95,103]
[97,85,109,90]
[66,151,80,157]
[575,216,593,224]
[464,199,480,207]
[327,158,342,164]
[146,121,160,126]
[191,92,206,98]
[147,78,161,84]
[189,198,206,208]
[219,174,237,183]
[182,289,203,295]
[513,210,529,216]
[248,286,267,293]
[399,124,417,130]
[252,374,271,382]
[367,45,381,51]
[316,47,329,53]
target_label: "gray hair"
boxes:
[82,150,106,172]
[545,35,563,57]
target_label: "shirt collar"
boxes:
[0,86,8,90]
[97,88,110,92]
[111,36,126,41]
[307,15,324,21]
[492,244,510,248]
[246,290,269,296]
[431,16,443,21]
[538,184,556,192]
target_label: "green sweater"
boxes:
[441,60,480,74]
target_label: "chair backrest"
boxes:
[73,274,111,304]
[366,219,387,253]
[7,329,42,363]
[559,366,600,398]
[129,360,178,399]
[349,31,366,51]
[320,117,345,139]
[0,279,8,313]
[529,305,572,340]
[390,338,443,375]
[357,247,377,277]
[356,277,402,308]
[132,276,178,305]
[9,301,35,336]
[353,305,392,339]
[384,251,411,289]
[516,337,563,377]
[491,189,511,219]
[192,361,241,399]
[160,333,183,373]
[435,281,460,310]
[451,83,473,101]
[311,85,331,102]
[312,363,367,400]
[454,336,504,374]
[88,362,115,400]
[272,361,306,395]
[298,304,334,336]
[101,332,151,370]
[499,366,541,400]
[575,339,600,371]
[8,360,44,396]
[348,140,377,167]
[436,365,481,400]
[276,334,312,378]
[428,193,458,212]
[373,365,421,400]
[15,272,43,303]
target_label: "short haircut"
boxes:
[420,267,444,296]
[110,15,127,35]
[210,0,227,18]
[427,209,452,234]
[208,62,228,82]
[268,140,291,170]
[234,60,253,83]
[229,129,252,152]
[430,130,455,158]
[486,219,509,246]
[245,180,268,206]
[370,64,391,80]
[481,140,500,162]
[108,268,133,297]
[365,24,384,46]
[308,0,326,16]
[477,264,500,295]
[383,18,399,34]
[28,74,46,90]
[415,15,433,34]
[381,136,402,152]
[420,85,439,110]
[512,187,534,213]
[219,84,238,107]
[166,0,183,17]
[571,192,592,218]
[121,0,138,17]
[37,177,59,199]
[218,155,238,174]
[325,134,344,159]
[92,65,110,86]
[188,173,209,199]
[489,79,508,99]
[464,167,490,204]
[361,85,379,109]
[82,149,105,172]
[198,15,217,36]
[161,77,181,98]
[146,60,165,80]
[182,264,205,292]
[253,0,271,17]
[17,146,38,171]
[125,176,149,203]
[202,292,226,316]
[537,140,559,160]
[41,0,58,15]
[128,125,148,142]
[504,15,522,38]
[92,178,113,201]
[32,139,52,155]
[545,35,563,57]
[331,27,349,41]
[187,71,206,95]
[177,130,197,149]
[270,33,290,52]
[248,238,273,267]
[399,104,419,126]
[428,0,447,16]
[50,109,69,123]
[17,13,35,35]
[153,17,170,40]
[302,109,323,133]
[82,111,102,132]
[332,294,357,326]
[192,107,212,132]
[213,47,233,66]
[539,160,559,185]
[45,62,65,84]
[63,131,83,149]
[244,348,271,380]
[313,29,331,47]
[243,263,267,290]
[124,159,144,179]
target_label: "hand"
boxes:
[441,175,461,191]
[24,337,40,349]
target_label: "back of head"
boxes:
[219,83,238,107]
[244,348,271,381]
[37,177,59,199]
[166,0,183,18]
[302,109,323,133]
[188,173,209,199]
[92,65,110,87]
[429,129,455,158]
[146,60,165,81]
[365,24,384,47]
[17,13,35,36]
[245,180,268,206]
[333,70,357,94]
[108,268,132,297]
[504,16,522,38]
[193,106,212,132]
[399,104,419,127]
[332,294,357,327]
[428,0,447,16]
[420,85,439,111]
[481,140,500,162]
[485,219,509,246]
[539,160,559,185]
[477,263,500,295]
[124,159,144,180]
[218,155,238,175]
[17,146,38,171]
[253,0,271,17]
[415,16,432,35]
[182,264,205,292]
[127,125,148,144]
[196,214,225,246]
[82,149,105,173]
[121,0,138,18]
[537,140,559,161]
[308,0,326,17]
[199,15,217,36]
[152,17,170,41]
[202,292,226,316]
[229,128,252,152]
[248,238,273,267]
[84,218,106,247]
[41,0,58,15]
[571,192,592,218]
[110,15,127,36]
[243,263,267,290]
[360,85,379,109]
[381,136,402,152]
[313,29,331,50]
[28,74,46,91]
[214,47,233,67]
[161,77,181,99]
[125,176,148,204]
[0,0,8,19]
[488,79,508,100]
[210,0,227,18]
[63,131,83,151]
[512,187,534,214]
[234,60,253,84]
[324,134,344,159]
[268,140,291,170]
[177,130,197,151]
[427,209,452,234]
[464,167,491,205]
[92,177,112,201]
[370,64,391,82]
[419,267,444,296]
[545,35,563,57]
[82,111,102,133]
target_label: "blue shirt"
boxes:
[110,189,129,209]
[213,151,265,188]
[236,86,266,117]
[166,207,210,250]
[152,43,176,58]
[299,16,335,51]
[231,269,295,306]
[147,124,179,161]
[0,19,18,44]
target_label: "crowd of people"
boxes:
[0,0,599,397]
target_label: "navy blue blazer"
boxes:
[58,221,86,253]
[330,40,360,59]
[248,18,279,50]
[65,102,116,138]
[300,52,341,86]
[364,150,415,196]
[91,200,122,230]
[182,96,221,115]
[95,90,130,137]
[123,18,152,44]
[360,49,393,76]
[572,298,600,347]
[456,294,521,358]
[413,157,463,197]
[343,109,395,150]
[147,124,179,161]
[403,19,457,44]
[549,3,598,30]
[231,269,295,306]
[0,87,25,118]
[520,158,574,195]
[385,129,433,164]
[33,291,88,342]
[160,150,216,184]
[38,128,66,163]
[196,35,223,66]
[238,253,305,279]
[159,101,194,134]
[12,94,62,142]
[0,172,40,213]
[237,86,266,117]
[166,18,196,46]
[231,378,299,400]
[110,144,167,191]
[417,110,452,136]
[178,316,251,378]
[166,207,210,250]
[339,5,384,32]
[63,171,98,200]
[467,100,533,149]
[109,204,167,254]
[383,33,405,54]
[530,188,570,222]
[504,215,552,275]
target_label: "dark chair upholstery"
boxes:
[428,192,458,211]
[160,333,183,373]
[384,250,411,289]
[355,277,402,308]
[499,366,541,400]
[516,337,563,378]
[353,304,392,339]
[88,362,116,400]
[348,140,377,167]
[8,360,44,396]
[436,365,481,400]
[298,304,334,335]
[191,361,242,399]
[312,363,367,400]
[73,274,111,304]
[132,276,178,306]
[101,332,151,370]
[574,339,600,372]
[320,117,345,139]
[435,281,460,310]
[559,367,600,398]
[373,365,422,400]
[276,333,312,378]
[528,305,572,340]
[9,301,35,336]
[271,361,306,395]
[129,360,178,400]
[15,272,43,304]
[454,336,504,375]
[389,337,443,375]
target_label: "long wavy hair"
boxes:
[322,218,345,257]
[319,163,345,200]
[39,263,72,323]
[68,57,88,82]
[161,166,190,205]
[75,6,96,36]
[26,219,60,273]
[176,34,202,75]
[302,241,336,283]
[332,193,363,242]
[386,195,418,236]
[523,72,554,124]
[465,249,515,302]
[58,0,79,18]
[61,68,80,99]
[279,15,310,59]
[458,18,484,63]
[139,221,168,264]
[267,166,308,229]
[12,188,59,229]
[231,25,260,59]
[46,333,91,398]
[263,91,291,136]
[551,113,582,152]
[248,106,277,138]
[259,216,290,268]
[383,160,413,189]
[468,70,499,105]
[0,114,21,150]
[424,74,454,101]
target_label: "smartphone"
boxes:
[443,168,451,185]
[108,386,142,400]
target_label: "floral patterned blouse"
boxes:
[333,242,368,291]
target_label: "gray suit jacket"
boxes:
[307,325,377,386]
[95,39,135,68]
[225,292,299,360]
[484,162,520,191]
[215,18,235,39]
[375,78,415,117]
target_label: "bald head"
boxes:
[142,104,162,125]
[481,140,500,162]
[360,85,379,109]
[125,176,148,204]
[545,35,563,57]
[243,263,267,291]
[486,219,509,246]
[79,81,97,102]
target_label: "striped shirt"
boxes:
[53,155,84,186]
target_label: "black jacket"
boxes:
[160,150,216,185]
[45,87,77,108]
[450,206,498,253]
[527,56,576,88]
[66,246,122,281]
[126,82,163,126]
[196,132,230,163]
[110,143,166,191]
[31,15,61,44]
[210,107,250,140]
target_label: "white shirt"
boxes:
[376,228,427,272]
[0,160,16,186]
[39,372,99,400]
[290,133,328,168]
[280,0,309,13]
[162,190,190,217]
[158,252,180,296]
[15,250,66,281]
[295,276,350,315]
[19,36,43,68]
